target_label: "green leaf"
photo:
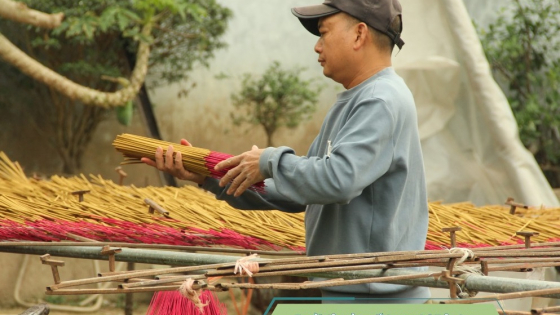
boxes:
[82,22,95,39]
[116,101,134,126]
[122,26,140,38]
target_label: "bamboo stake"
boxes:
[441,287,560,304]
[0,241,303,256]
[48,265,219,290]
[216,272,440,290]
[531,305,560,314]
[46,284,204,295]
[119,276,188,289]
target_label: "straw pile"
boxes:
[426,202,560,249]
[0,152,304,251]
[1,152,560,249]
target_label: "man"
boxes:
[143,0,430,303]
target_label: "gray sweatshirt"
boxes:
[202,67,430,298]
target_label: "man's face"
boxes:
[314,13,355,84]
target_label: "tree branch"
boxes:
[0,23,153,107]
[514,0,534,95]
[0,0,63,29]
[492,61,529,101]
[153,24,198,40]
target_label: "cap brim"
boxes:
[291,5,340,36]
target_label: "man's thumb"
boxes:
[252,145,259,150]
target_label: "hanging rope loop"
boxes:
[234,254,260,277]
[179,278,208,313]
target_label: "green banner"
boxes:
[271,303,500,315]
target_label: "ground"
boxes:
[0,305,149,315]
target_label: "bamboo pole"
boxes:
[0,241,302,256]
[217,272,440,290]
[531,305,560,314]
[441,287,560,304]
[7,245,560,298]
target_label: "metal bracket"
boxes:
[506,197,528,215]
[442,226,462,248]
[40,254,65,284]
[100,245,122,272]
[440,269,465,299]
[115,166,127,186]
[516,231,539,249]
[71,190,90,202]
[145,198,170,218]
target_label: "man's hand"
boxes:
[215,145,266,197]
[141,139,206,185]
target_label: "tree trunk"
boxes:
[264,127,275,147]
[45,93,108,175]
[62,156,78,175]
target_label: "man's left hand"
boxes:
[215,145,266,197]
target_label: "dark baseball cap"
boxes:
[291,0,405,49]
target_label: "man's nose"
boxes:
[314,39,322,54]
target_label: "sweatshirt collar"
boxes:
[337,67,394,101]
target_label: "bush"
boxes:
[230,61,322,147]
[477,0,560,178]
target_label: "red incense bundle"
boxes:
[146,290,226,315]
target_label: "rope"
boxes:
[234,254,260,277]
[448,247,483,298]
[179,278,208,313]
[448,247,483,275]
[449,247,474,264]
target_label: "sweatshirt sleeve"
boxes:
[259,97,395,205]
[200,177,306,213]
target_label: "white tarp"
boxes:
[394,0,559,206]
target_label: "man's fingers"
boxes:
[215,156,240,171]
[221,165,242,187]
[146,143,207,184]
[175,151,190,179]
[215,159,229,171]
[215,149,263,195]
[175,151,183,167]
[234,178,253,197]
[155,147,164,170]
[141,157,156,167]
[220,165,242,188]
[227,170,247,195]
[165,146,175,169]
[180,139,192,147]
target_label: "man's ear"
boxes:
[354,22,369,50]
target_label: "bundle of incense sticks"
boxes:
[112,133,265,193]
[146,290,226,315]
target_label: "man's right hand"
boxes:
[141,139,206,185]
